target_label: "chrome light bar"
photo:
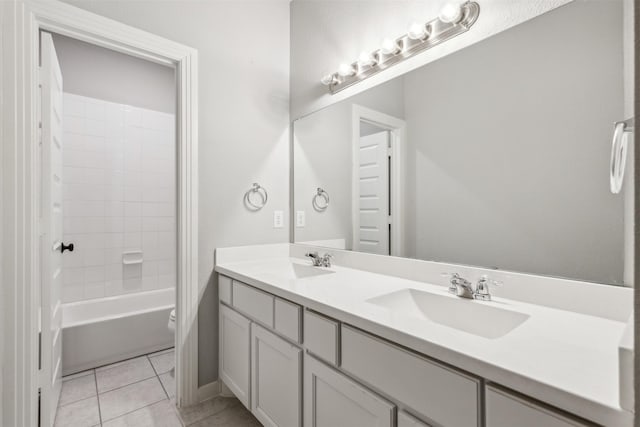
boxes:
[322,1,480,94]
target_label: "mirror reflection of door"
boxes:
[358,122,391,255]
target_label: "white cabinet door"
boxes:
[219,304,251,408]
[486,385,592,427]
[251,324,302,427]
[304,355,395,427]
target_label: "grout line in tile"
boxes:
[62,369,95,382]
[100,395,169,424]
[93,353,150,373]
[58,369,97,409]
[94,370,103,425]
[148,347,174,358]
[147,354,170,399]
[97,374,158,396]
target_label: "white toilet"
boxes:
[168,308,176,332]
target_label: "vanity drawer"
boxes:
[232,281,274,328]
[274,298,302,343]
[341,325,481,427]
[485,385,593,427]
[219,275,232,305]
[303,310,339,365]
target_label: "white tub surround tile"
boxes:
[95,356,156,393]
[54,396,101,427]
[98,377,167,422]
[215,244,634,427]
[61,93,176,303]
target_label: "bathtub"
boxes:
[62,288,175,375]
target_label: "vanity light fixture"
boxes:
[321,1,480,94]
[407,22,429,41]
[320,73,339,86]
[380,38,402,55]
[438,2,464,24]
[357,51,378,69]
[337,63,356,77]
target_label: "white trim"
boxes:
[219,380,236,398]
[352,105,406,257]
[1,1,199,424]
[197,380,221,403]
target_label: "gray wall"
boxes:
[404,0,624,284]
[294,78,405,247]
[61,0,290,386]
[52,34,175,113]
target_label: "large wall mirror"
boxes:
[293,0,633,286]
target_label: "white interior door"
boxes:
[357,131,390,255]
[40,31,64,427]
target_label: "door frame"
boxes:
[1,1,199,424]
[351,105,406,257]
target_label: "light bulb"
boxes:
[320,74,337,86]
[439,2,463,24]
[357,51,377,68]
[337,63,356,77]
[407,22,428,40]
[380,38,401,55]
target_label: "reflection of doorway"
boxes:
[358,127,390,255]
[352,105,406,256]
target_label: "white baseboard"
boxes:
[196,380,221,403]
[219,380,235,397]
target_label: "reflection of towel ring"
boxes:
[244,183,268,210]
[610,118,634,194]
[313,187,330,211]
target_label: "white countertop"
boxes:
[215,255,633,427]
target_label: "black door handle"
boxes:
[61,242,74,253]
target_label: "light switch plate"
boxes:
[273,210,284,228]
[296,210,305,227]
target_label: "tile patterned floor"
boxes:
[55,348,260,426]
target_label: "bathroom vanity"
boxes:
[215,1,635,426]
[215,244,633,427]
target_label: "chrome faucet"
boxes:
[305,252,333,267]
[305,252,322,266]
[444,273,475,299]
[474,275,502,301]
[443,273,502,301]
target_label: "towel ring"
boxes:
[245,183,268,210]
[610,118,634,194]
[312,187,330,211]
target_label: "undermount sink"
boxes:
[367,288,529,339]
[263,262,335,280]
